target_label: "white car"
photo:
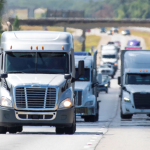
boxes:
[98,64,114,78]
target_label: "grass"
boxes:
[74,35,101,52]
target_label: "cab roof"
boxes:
[75,56,93,68]
[1,31,73,52]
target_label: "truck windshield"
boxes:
[5,52,69,74]
[126,74,150,85]
[102,55,116,58]
[75,68,90,81]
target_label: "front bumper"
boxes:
[0,106,75,127]
[122,102,150,115]
[76,107,95,116]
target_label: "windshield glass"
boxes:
[102,55,116,58]
[100,65,111,68]
[126,74,150,85]
[5,52,69,74]
[75,68,90,81]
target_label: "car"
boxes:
[100,27,106,33]
[107,41,115,45]
[127,39,140,46]
[98,64,115,78]
[74,51,91,56]
[121,30,130,35]
[111,27,119,33]
[97,75,110,93]
[107,30,113,35]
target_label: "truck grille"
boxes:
[74,90,82,106]
[134,93,150,109]
[16,87,56,109]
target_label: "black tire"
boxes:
[56,127,65,134]
[0,126,7,134]
[106,89,108,93]
[120,108,132,119]
[147,114,150,117]
[8,127,17,134]
[17,126,23,132]
[84,117,90,122]
[111,75,114,79]
[95,102,99,122]
[65,116,76,134]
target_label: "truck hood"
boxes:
[75,82,90,90]
[6,74,65,87]
[102,58,117,63]
[126,85,150,93]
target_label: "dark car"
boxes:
[97,75,110,93]
[122,30,130,35]
[74,51,91,56]
[100,28,106,33]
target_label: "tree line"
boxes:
[5,0,150,19]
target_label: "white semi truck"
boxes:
[74,51,102,122]
[118,50,150,119]
[0,31,84,134]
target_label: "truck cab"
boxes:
[101,45,118,74]
[119,50,150,119]
[74,51,102,122]
[0,31,84,134]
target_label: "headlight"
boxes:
[85,101,93,106]
[104,84,108,87]
[124,97,130,102]
[59,98,72,109]
[1,97,12,107]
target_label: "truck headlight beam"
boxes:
[1,97,12,107]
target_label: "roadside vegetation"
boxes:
[7,0,150,19]
[74,35,101,52]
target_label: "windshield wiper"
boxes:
[7,71,25,73]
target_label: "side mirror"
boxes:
[1,73,8,78]
[97,73,102,84]
[64,74,71,80]
[118,76,121,85]
[78,60,84,76]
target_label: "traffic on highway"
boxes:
[0,23,150,150]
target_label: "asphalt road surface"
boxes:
[0,33,149,150]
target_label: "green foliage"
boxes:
[12,16,20,31]
[7,0,150,19]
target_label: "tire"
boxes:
[8,127,17,134]
[106,89,108,93]
[56,127,65,134]
[84,117,90,122]
[120,108,132,119]
[65,116,76,134]
[17,126,23,132]
[147,114,150,117]
[0,126,7,134]
[111,75,114,79]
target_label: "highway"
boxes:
[0,33,149,150]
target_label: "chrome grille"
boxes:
[16,87,26,108]
[75,90,82,106]
[15,87,56,109]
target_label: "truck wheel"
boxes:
[0,126,7,134]
[106,89,108,93]
[8,127,17,134]
[17,126,23,132]
[65,117,76,134]
[56,127,65,134]
[89,115,97,122]
[111,75,114,79]
[84,117,90,122]
[121,109,132,119]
